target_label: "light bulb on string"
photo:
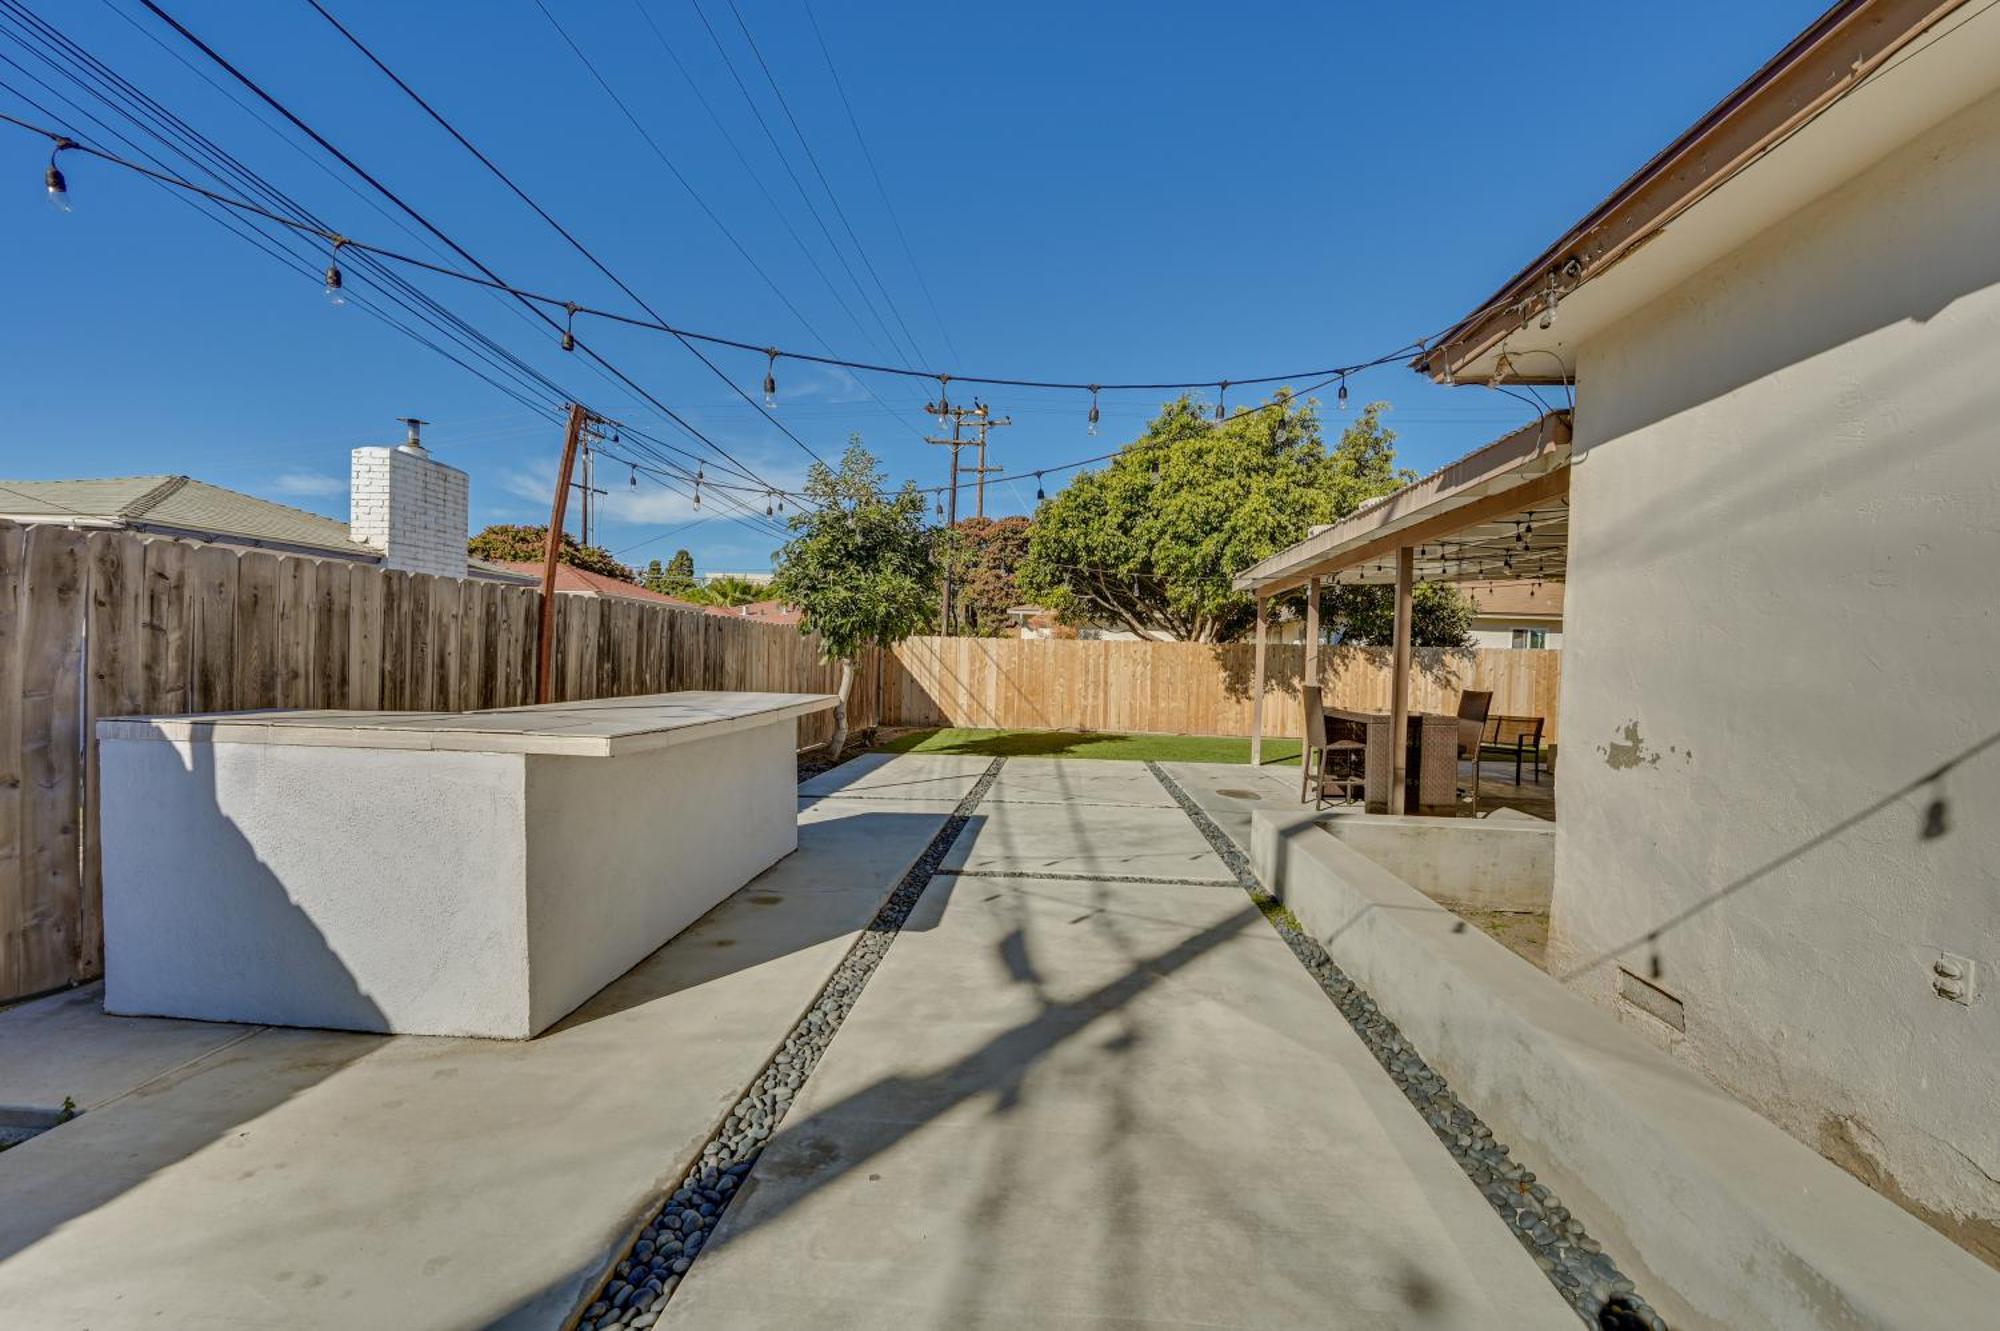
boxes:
[44,140,72,213]
[628,465,637,488]
[763,349,779,409]
[560,303,577,352]
[1214,381,1228,422]
[1034,472,1045,502]
[1087,386,1100,436]
[323,237,347,307]
[1337,375,1348,410]
[766,495,774,517]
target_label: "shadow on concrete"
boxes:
[547,810,973,1036]
[0,735,385,1264]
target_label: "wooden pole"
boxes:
[1250,594,1268,766]
[537,404,589,704]
[1302,575,1319,771]
[1388,546,1414,814]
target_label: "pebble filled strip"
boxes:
[571,758,1005,1331]
[1144,763,1669,1331]
[934,867,1235,889]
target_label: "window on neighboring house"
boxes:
[1511,627,1548,649]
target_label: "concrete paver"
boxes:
[941,799,1236,882]
[797,751,991,801]
[672,767,1574,1329]
[983,756,1180,807]
[0,760,964,1330]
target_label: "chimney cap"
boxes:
[395,417,430,452]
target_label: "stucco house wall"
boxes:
[1551,83,2000,1260]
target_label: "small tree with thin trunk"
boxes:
[772,441,935,757]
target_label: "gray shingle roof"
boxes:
[0,475,371,558]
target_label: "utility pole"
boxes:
[923,394,1013,633]
[538,404,592,704]
[572,439,608,547]
[922,396,965,633]
[964,399,1011,518]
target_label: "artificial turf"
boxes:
[875,727,1302,765]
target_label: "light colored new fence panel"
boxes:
[882,636,1561,743]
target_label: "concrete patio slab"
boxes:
[0,984,256,1115]
[0,769,962,1330]
[797,751,991,801]
[982,756,1180,807]
[939,797,1235,882]
[671,857,1574,1328]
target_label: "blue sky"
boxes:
[0,1,1824,575]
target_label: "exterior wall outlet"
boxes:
[1932,953,1976,1005]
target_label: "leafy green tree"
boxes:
[468,523,633,581]
[772,441,936,757]
[948,515,1032,636]
[642,548,698,598]
[1309,580,1475,650]
[1019,394,1408,641]
[687,574,766,607]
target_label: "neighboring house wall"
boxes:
[1469,621,1561,650]
[351,445,468,579]
[1552,85,2000,1257]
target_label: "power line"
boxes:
[800,0,960,367]
[131,0,798,506]
[720,0,932,371]
[619,0,933,441]
[307,0,829,471]
[6,100,1439,401]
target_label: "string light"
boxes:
[1215,381,1229,422]
[763,348,779,409]
[323,236,347,307]
[1087,386,1100,436]
[0,109,1492,407]
[1337,374,1348,410]
[1035,472,1045,501]
[560,301,577,352]
[628,464,637,487]
[44,138,72,213]
[693,465,703,511]
[1538,272,1560,330]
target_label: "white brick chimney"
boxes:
[350,418,469,578]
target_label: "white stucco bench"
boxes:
[97,691,834,1039]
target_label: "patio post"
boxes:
[1388,545,1413,814]
[1303,575,1319,693]
[1249,593,1267,765]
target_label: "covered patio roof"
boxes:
[1234,412,1571,596]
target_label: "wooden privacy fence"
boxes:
[880,636,1561,744]
[0,520,876,1003]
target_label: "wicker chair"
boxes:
[1455,689,1494,814]
[1300,685,1365,806]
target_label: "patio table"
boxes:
[97,691,834,1039]
[1356,710,1462,815]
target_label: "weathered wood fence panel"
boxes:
[880,637,1561,744]
[0,520,868,1003]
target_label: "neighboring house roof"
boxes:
[1461,579,1563,620]
[0,473,537,584]
[1419,0,1993,383]
[488,561,699,605]
[704,599,801,625]
[0,474,370,559]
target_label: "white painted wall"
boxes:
[1552,84,2000,1259]
[101,716,802,1039]
[350,444,469,578]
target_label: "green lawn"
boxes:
[876,727,1303,765]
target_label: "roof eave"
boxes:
[1412,0,1973,383]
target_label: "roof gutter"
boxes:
[1415,0,1972,383]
